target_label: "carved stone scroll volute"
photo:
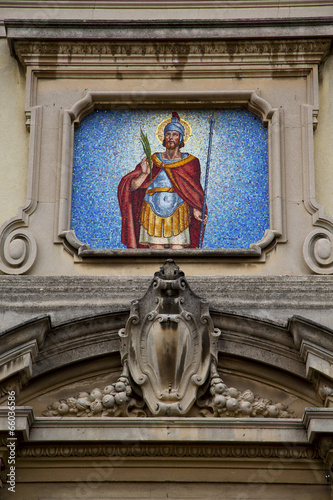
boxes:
[119,260,221,416]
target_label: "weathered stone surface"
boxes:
[5,18,333,41]
[2,275,333,331]
[118,260,220,416]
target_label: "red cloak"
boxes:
[117,153,206,249]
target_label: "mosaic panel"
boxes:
[71,109,269,249]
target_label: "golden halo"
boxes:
[156,116,192,144]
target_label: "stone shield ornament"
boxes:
[119,260,221,416]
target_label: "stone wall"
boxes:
[0,3,333,499]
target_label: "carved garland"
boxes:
[43,374,294,418]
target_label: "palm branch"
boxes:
[140,128,152,180]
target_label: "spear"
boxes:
[198,114,215,249]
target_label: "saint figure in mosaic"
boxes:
[118,112,208,249]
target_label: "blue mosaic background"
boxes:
[71,109,269,249]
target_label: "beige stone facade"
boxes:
[0,2,333,499]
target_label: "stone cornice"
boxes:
[1,275,333,305]
[1,0,333,8]
[0,406,331,448]
[0,316,49,356]
[2,276,333,328]
[0,407,34,440]
[1,277,333,378]
[0,407,308,443]
[15,39,331,54]
[5,17,333,33]
[11,39,331,71]
[4,19,333,49]
[0,408,331,460]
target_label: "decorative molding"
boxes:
[2,275,333,314]
[318,382,333,407]
[43,260,293,419]
[318,437,333,483]
[0,340,37,394]
[5,19,333,45]
[299,340,333,382]
[0,228,37,275]
[42,373,294,418]
[1,402,331,454]
[17,443,320,459]
[0,407,34,441]
[2,1,333,9]
[13,40,331,71]
[0,405,310,443]
[57,89,283,261]
[0,107,42,275]
[301,103,333,275]
[303,408,333,442]
[14,40,332,57]
[1,35,328,271]
[0,317,49,399]
[303,228,333,274]
[0,294,332,395]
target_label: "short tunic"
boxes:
[139,153,191,246]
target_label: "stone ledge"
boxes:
[0,407,331,445]
[5,18,333,42]
[0,407,308,443]
[1,275,333,305]
[3,275,333,331]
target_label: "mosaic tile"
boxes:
[71,109,269,249]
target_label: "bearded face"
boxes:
[163,131,181,150]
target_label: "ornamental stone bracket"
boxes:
[318,437,333,484]
[304,409,333,482]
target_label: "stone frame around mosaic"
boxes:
[57,89,284,261]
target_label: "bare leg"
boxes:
[148,244,185,249]
[149,244,165,249]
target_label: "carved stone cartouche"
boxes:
[119,259,221,416]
